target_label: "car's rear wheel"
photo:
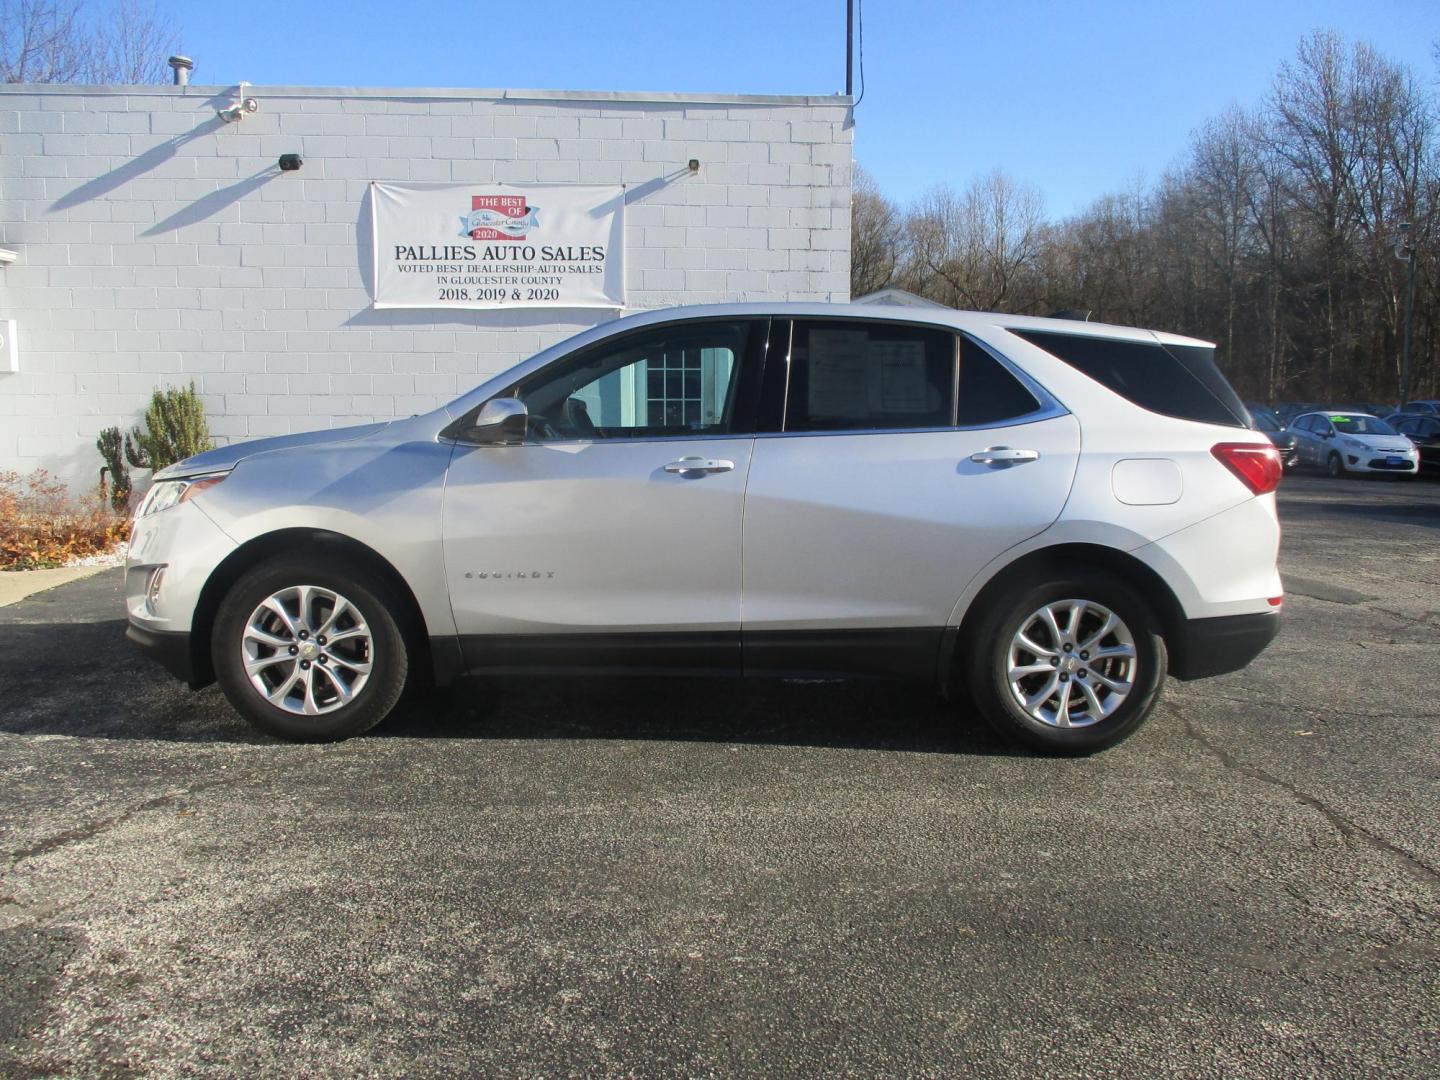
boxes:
[963,568,1166,755]
[212,556,409,741]
[1326,451,1345,478]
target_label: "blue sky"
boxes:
[168,0,1437,218]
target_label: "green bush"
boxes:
[124,382,213,473]
[96,425,131,513]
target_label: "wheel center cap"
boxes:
[1062,656,1080,673]
[298,641,320,661]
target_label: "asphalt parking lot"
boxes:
[2,474,1437,1078]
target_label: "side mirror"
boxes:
[465,397,528,445]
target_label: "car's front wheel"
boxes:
[963,568,1167,755]
[1326,451,1345,478]
[212,556,409,741]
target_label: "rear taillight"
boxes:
[1211,442,1283,495]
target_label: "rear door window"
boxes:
[783,321,954,432]
[1013,329,1248,428]
[775,320,1044,433]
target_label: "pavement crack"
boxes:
[1174,704,1440,893]
[5,780,228,867]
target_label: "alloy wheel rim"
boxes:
[242,585,373,716]
[1005,599,1136,728]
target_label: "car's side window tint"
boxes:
[785,320,954,432]
[516,320,759,441]
[956,335,1041,426]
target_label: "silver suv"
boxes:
[127,304,1283,753]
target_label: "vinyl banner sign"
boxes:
[371,182,625,309]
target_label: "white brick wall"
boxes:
[0,85,853,485]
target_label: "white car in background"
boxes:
[126,303,1284,755]
[1288,411,1420,478]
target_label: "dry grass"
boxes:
[0,469,131,570]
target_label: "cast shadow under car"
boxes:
[0,615,1017,756]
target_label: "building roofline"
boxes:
[0,84,853,107]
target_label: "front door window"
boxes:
[515,320,760,440]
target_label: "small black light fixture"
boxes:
[687,158,700,173]
[278,154,303,172]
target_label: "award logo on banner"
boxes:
[370,182,625,310]
[460,195,540,240]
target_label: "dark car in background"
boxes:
[1391,414,1440,476]
[1246,402,1281,428]
[1249,409,1298,468]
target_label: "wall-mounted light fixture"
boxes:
[278,154,303,172]
[219,82,258,122]
[688,159,701,173]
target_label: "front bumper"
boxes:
[1342,451,1419,473]
[1168,611,1281,680]
[126,623,199,686]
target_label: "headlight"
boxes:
[137,474,227,517]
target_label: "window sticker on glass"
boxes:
[807,330,872,418]
[873,341,930,413]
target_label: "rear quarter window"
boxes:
[1013,330,1248,428]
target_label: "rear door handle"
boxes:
[664,456,735,474]
[969,447,1040,466]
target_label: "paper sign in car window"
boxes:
[872,340,930,412]
[807,330,872,418]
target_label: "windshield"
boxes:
[1330,415,1398,436]
[1250,410,1279,432]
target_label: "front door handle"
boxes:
[664,456,735,474]
[970,446,1040,467]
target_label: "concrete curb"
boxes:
[0,564,113,607]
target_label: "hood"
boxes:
[153,421,392,480]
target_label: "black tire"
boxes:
[1326,452,1345,478]
[962,567,1167,756]
[212,555,409,741]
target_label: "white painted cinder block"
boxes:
[0,84,853,484]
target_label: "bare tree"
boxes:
[1268,31,1368,399]
[1,0,85,82]
[2,0,178,84]
[850,166,902,297]
[86,0,175,83]
[904,170,1045,311]
[1188,108,1263,366]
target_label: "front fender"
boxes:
[194,438,457,639]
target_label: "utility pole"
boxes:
[1396,222,1417,405]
